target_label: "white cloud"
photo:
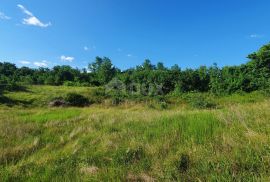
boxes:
[0,12,11,20]
[250,34,263,39]
[84,46,89,51]
[60,55,74,62]
[127,54,132,57]
[17,4,33,16]
[17,4,51,28]
[34,60,48,67]
[84,45,96,51]
[23,16,51,27]
[19,60,31,65]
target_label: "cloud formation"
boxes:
[34,60,48,67]
[19,61,31,65]
[0,12,11,20]
[60,55,74,62]
[17,4,51,28]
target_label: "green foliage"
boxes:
[1,42,270,96]
[88,57,118,85]
[184,93,217,109]
[159,101,168,109]
[0,62,16,77]
[65,93,90,107]
[88,87,106,103]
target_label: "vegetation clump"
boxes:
[65,93,90,107]
[177,153,190,173]
[188,96,217,109]
[148,99,169,110]
[183,93,217,109]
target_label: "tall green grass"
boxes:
[0,86,269,181]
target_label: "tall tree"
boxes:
[88,57,117,84]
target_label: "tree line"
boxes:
[1,43,270,95]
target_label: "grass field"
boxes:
[0,86,270,181]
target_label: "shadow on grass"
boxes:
[0,95,33,107]
[0,84,32,93]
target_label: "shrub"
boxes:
[147,96,169,110]
[183,93,217,109]
[65,93,90,107]
[159,101,168,109]
[177,153,190,173]
[63,81,76,86]
[3,82,26,92]
[189,97,216,109]
[88,87,106,104]
[110,94,126,105]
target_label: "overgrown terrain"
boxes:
[0,42,269,181]
[0,86,269,181]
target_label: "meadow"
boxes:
[0,86,270,181]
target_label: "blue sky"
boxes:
[0,0,269,70]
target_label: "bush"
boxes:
[156,96,168,109]
[63,81,76,87]
[177,153,190,172]
[65,93,90,107]
[183,93,217,109]
[88,87,106,104]
[189,97,216,109]
[159,101,168,109]
[1,82,26,92]
[111,96,123,105]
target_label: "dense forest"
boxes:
[1,43,270,95]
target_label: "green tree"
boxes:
[142,59,155,71]
[209,63,223,94]
[88,57,117,84]
[246,43,270,90]
[157,62,166,70]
